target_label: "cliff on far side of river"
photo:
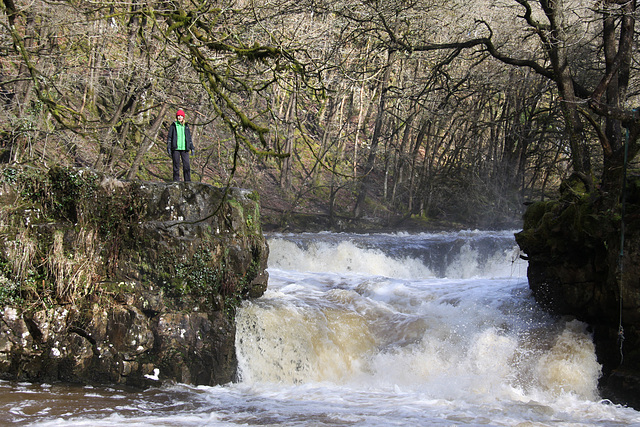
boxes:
[516,173,640,409]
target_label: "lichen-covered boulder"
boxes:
[0,166,268,387]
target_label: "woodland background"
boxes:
[1,0,638,230]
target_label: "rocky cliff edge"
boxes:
[0,166,268,387]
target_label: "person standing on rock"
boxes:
[167,109,195,182]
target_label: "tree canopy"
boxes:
[1,0,638,227]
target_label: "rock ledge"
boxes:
[0,166,268,387]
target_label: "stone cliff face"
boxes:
[0,166,268,387]
[515,174,640,408]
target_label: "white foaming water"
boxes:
[267,238,435,279]
[5,231,640,426]
[266,230,526,279]
[233,231,640,426]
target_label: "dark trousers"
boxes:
[171,150,191,182]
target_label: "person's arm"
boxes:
[166,123,174,156]
[187,125,194,155]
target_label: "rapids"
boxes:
[2,230,640,426]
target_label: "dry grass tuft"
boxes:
[48,229,100,301]
[5,230,37,282]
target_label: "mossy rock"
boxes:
[0,165,269,388]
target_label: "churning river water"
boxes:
[2,230,640,426]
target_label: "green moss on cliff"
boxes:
[153,242,265,318]
[0,166,144,304]
[0,165,268,317]
[516,173,623,261]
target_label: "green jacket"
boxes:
[166,122,194,154]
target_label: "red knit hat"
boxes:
[176,109,185,117]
